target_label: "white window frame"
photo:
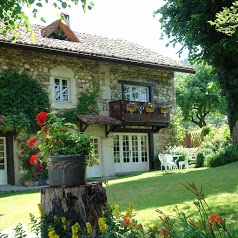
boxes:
[123,84,149,102]
[55,78,69,102]
[49,66,77,109]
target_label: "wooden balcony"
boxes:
[109,100,170,130]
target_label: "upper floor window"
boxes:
[123,85,149,102]
[55,79,69,102]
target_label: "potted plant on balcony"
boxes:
[28,111,97,187]
[143,102,156,112]
[127,101,138,112]
[160,103,172,113]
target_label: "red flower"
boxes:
[123,215,131,227]
[30,154,38,165]
[159,229,170,237]
[36,112,48,126]
[208,212,223,224]
[28,138,37,148]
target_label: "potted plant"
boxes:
[126,101,138,112]
[143,102,156,112]
[28,111,97,187]
[160,103,172,113]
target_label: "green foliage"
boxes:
[77,86,99,115]
[196,124,236,167]
[0,71,50,133]
[0,0,93,40]
[204,144,238,167]
[175,63,226,128]
[195,148,213,167]
[209,1,238,36]
[31,111,97,166]
[158,182,237,237]
[57,109,78,124]
[169,107,186,146]
[156,0,238,135]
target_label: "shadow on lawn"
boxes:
[0,189,40,198]
[105,162,238,211]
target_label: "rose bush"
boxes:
[28,111,97,166]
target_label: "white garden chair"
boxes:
[179,154,189,169]
[158,153,178,170]
[164,154,178,170]
[158,153,169,170]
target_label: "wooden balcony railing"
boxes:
[109,100,170,125]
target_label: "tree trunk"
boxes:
[41,182,107,230]
[218,69,238,142]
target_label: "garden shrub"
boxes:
[204,144,238,167]
[195,148,213,167]
[196,124,236,167]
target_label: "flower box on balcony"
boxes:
[143,102,156,113]
[145,108,155,113]
[127,102,138,112]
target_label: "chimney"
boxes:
[61,12,70,27]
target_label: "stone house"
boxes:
[0,17,194,185]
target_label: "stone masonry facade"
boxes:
[0,45,175,182]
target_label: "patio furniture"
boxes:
[179,155,189,169]
[158,153,170,170]
[158,153,178,170]
[164,154,178,170]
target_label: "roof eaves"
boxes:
[0,41,195,74]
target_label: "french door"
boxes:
[0,137,7,185]
[113,133,149,173]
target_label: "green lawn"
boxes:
[0,162,238,231]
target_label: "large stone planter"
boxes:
[47,154,87,187]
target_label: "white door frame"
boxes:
[87,137,102,178]
[0,137,7,185]
[113,133,149,173]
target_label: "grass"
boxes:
[0,162,238,232]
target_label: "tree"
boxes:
[209,1,238,36]
[175,63,226,128]
[155,0,238,139]
[0,0,93,39]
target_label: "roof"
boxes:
[77,115,122,125]
[0,21,195,73]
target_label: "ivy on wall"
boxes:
[0,71,50,133]
[77,86,99,115]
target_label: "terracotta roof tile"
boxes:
[77,115,122,125]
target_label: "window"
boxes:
[119,80,156,102]
[92,138,99,159]
[123,85,149,102]
[55,79,69,102]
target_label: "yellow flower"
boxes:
[126,203,133,217]
[113,204,121,218]
[61,216,67,230]
[72,222,80,237]
[98,217,107,233]
[86,222,93,234]
[48,227,59,238]
[37,203,44,217]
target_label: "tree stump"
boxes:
[41,182,107,229]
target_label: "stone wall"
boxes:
[0,45,175,181]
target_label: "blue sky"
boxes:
[25,0,188,61]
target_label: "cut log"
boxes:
[41,182,107,229]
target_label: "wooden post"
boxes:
[41,182,107,229]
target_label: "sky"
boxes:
[25,0,188,61]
